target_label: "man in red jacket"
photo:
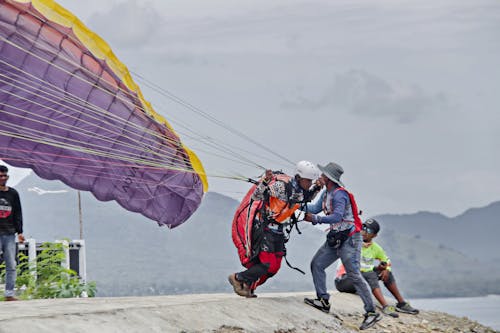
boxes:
[229,161,319,297]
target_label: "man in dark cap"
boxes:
[302,162,381,330]
[335,218,419,317]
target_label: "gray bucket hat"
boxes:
[318,162,345,187]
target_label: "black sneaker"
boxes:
[304,297,330,313]
[396,302,419,314]
[359,312,382,330]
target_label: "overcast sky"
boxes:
[5,0,500,218]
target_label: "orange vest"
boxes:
[260,174,299,224]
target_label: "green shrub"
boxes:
[1,241,96,299]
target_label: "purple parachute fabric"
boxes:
[0,0,205,228]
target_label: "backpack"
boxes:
[231,183,261,267]
[341,187,363,233]
[330,187,363,233]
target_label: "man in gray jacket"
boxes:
[302,162,381,330]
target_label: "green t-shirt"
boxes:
[360,241,391,272]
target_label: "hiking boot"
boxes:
[304,297,330,313]
[246,289,257,298]
[4,296,18,302]
[359,312,382,330]
[396,302,419,314]
[382,305,399,318]
[227,273,248,297]
[241,282,251,296]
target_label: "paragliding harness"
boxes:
[231,172,308,275]
[325,187,363,249]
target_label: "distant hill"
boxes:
[374,202,500,262]
[13,173,500,298]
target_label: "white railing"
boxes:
[16,239,87,282]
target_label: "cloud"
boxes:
[28,187,68,195]
[283,70,447,124]
[87,0,164,48]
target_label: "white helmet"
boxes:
[295,160,319,180]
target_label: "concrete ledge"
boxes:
[0,292,495,333]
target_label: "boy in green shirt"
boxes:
[335,218,418,317]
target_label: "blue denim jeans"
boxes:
[310,232,375,313]
[0,234,17,297]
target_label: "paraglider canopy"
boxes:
[0,0,207,228]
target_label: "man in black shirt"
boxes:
[0,165,24,301]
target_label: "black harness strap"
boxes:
[284,254,306,275]
[282,209,306,275]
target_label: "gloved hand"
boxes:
[304,213,314,223]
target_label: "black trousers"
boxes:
[238,223,285,285]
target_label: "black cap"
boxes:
[363,218,380,234]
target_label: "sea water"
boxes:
[411,294,500,331]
